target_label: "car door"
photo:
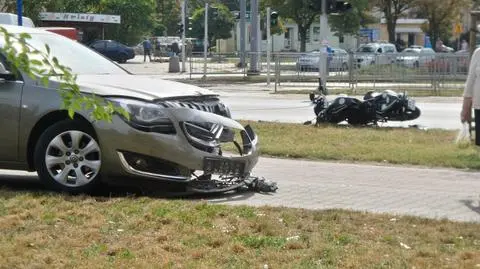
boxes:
[0,55,24,162]
[91,41,106,55]
[105,41,119,60]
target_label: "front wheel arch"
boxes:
[27,111,95,171]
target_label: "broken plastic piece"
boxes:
[245,176,278,193]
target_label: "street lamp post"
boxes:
[17,0,23,26]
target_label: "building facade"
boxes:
[217,17,429,53]
[217,20,358,53]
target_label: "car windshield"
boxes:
[24,33,128,75]
[357,46,375,53]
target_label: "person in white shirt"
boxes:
[461,47,480,144]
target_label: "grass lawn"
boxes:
[0,190,479,268]
[235,121,480,170]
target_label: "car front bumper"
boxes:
[93,108,259,182]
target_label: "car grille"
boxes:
[158,98,229,117]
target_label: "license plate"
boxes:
[407,99,416,110]
[203,158,246,176]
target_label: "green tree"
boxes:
[373,0,414,43]
[328,0,377,37]
[190,3,235,48]
[262,0,320,52]
[99,0,157,45]
[258,2,286,37]
[413,0,471,50]
[155,0,181,36]
[42,0,103,13]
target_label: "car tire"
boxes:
[34,119,102,193]
[118,54,127,63]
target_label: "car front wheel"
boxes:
[34,120,102,193]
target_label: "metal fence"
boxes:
[188,51,470,92]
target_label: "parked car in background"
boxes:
[455,49,470,73]
[0,12,35,27]
[297,47,349,72]
[396,47,436,68]
[355,42,397,68]
[89,40,135,63]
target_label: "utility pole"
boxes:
[248,0,259,74]
[266,7,271,85]
[318,0,328,91]
[203,3,208,77]
[240,0,246,68]
[17,0,23,26]
[181,0,187,72]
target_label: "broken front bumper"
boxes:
[93,108,260,183]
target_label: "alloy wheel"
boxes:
[44,130,101,187]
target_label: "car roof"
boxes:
[0,24,51,34]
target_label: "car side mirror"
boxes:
[0,62,15,81]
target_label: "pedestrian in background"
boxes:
[142,37,152,62]
[461,39,469,51]
[461,47,480,145]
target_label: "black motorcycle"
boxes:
[306,89,421,125]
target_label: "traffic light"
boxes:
[210,7,219,17]
[176,23,184,34]
[270,11,278,27]
[188,16,193,31]
[327,0,352,14]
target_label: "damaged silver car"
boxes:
[0,25,262,193]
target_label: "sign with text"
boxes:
[39,12,121,24]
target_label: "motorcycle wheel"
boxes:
[405,107,421,120]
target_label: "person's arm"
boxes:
[461,48,480,122]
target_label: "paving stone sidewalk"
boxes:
[208,157,480,223]
[2,157,478,222]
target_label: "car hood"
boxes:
[71,74,217,101]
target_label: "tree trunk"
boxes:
[387,20,397,43]
[383,1,397,43]
[299,26,307,52]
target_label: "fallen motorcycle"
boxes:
[305,89,421,125]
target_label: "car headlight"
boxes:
[108,98,175,134]
[215,102,231,118]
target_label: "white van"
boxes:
[0,13,35,28]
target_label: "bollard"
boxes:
[168,56,180,73]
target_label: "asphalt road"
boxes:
[213,87,463,130]
[120,58,465,130]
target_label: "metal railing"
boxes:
[187,51,470,92]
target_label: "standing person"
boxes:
[436,39,446,52]
[142,37,152,62]
[171,41,180,56]
[461,39,469,51]
[461,47,480,145]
